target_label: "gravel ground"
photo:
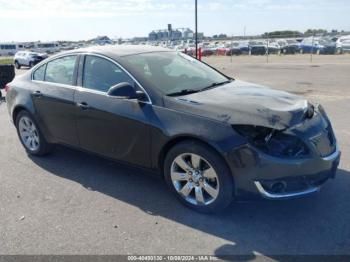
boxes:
[0,54,349,258]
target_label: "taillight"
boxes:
[4,84,10,92]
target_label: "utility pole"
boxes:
[266,38,269,63]
[310,34,314,63]
[195,0,198,59]
[230,34,233,63]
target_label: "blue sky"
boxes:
[1,0,349,42]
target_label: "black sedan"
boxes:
[5,46,340,213]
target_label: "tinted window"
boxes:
[33,64,46,81]
[83,55,133,92]
[45,56,77,85]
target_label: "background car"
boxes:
[249,41,267,55]
[300,37,336,54]
[278,39,301,54]
[14,51,48,69]
[266,41,281,54]
[237,41,250,54]
[224,42,242,56]
[336,36,350,54]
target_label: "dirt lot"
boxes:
[0,54,349,258]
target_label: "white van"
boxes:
[0,43,17,56]
[34,42,59,54]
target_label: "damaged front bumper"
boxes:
[227,103,341,200]
[228,143,341,200]
[254,145,340,199]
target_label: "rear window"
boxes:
[44,56,77,85]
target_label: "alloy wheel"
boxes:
[18,116,40,151]
[170,153,220,206]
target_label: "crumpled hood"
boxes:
[165,80,309,130]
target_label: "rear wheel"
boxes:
[164,140,234,213]
[15,110,53,156]
[15,61,21,69]
[29,61,34,68]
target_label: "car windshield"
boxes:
[249,41,264,45]
[318,39,333,45]
[123,52,230,95]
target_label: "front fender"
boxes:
[149,105,246,171]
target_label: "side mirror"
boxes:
[107,82,148,102]
[107,82,132,98]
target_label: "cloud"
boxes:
[0,0,189,18]
[0,0,349,18]
[0,0,349,19]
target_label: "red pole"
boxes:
[198,47,202,61]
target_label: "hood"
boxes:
[165,80,309,130]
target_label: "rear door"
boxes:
[74,54,152,167]
[31,55,79,146]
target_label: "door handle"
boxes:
[33,91,43,98]
[77,102,90,110]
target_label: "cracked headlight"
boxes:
[232,125,309,158]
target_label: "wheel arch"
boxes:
[12,105,30,123]
[12,105,53,144]
[158,135,232,179]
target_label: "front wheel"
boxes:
[164,140,234,213]
[15,110,53,156]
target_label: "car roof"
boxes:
[64,45,173,58]
[17,51,37,54]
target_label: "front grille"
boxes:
[310,126,336,157]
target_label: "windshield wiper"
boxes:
[200,79,233,91]
[166,79,233,97]
[167,89,200,97]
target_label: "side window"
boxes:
[83,55,133,92]
[33,64,46,81]
[45,55,77,85]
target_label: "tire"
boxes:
[29,61,34,68]
[15,61,21,69]
[164,140,234,213]
[15,110,53,156]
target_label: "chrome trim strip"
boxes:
[32,80,76,90]
[254,181,320,200]
[31,52,153,105]
[322,144,340,161]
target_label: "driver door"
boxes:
[74,55,152,167]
